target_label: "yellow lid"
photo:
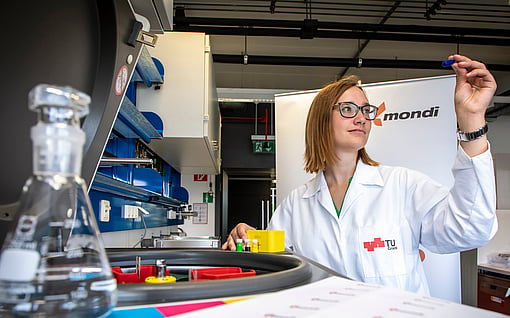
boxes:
[145,275,177,284]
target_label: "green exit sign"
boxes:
[203,192,214,203]
[253,140,275,153]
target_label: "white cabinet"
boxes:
[137,32,221,174]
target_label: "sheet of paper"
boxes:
[173,276,506,317]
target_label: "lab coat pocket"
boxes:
[358,226,407,278]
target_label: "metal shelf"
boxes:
[134,46,163,87]
[113,97,162,143]
[91,173,182,209]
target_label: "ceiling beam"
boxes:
[173,16,510,46]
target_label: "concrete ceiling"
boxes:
[170,0,510,106]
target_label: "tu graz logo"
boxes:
[373,102,440,127]
[363,237,398,252]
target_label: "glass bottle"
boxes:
[0,84,117,317]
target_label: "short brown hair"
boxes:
[304,75,378,173]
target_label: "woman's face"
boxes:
[331,86,372,153]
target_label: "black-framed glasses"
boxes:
[333,102,379,120]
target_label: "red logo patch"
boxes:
[363,237,385,251]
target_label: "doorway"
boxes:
[227,177,273,232]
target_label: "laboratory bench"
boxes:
[478,264,510,315]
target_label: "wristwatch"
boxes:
[457,123,488,142]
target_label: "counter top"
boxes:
[108,276,509,317]
[478,264,510,278]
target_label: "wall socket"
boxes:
[99,200,111,222]
[121,205,139,219]
[167,209,177,220]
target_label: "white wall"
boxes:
[478,210,510,265]
[494,153,510,209]
[101,225,178,248]
[179,174,216,237]
[488,116,510,154]
[488,116,510,210]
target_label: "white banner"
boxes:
[275,75,459,302]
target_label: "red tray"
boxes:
[112,265,170,284]
[189,267,256,281]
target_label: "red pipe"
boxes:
[264,108,269,141]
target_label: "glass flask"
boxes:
[0,84,117,317]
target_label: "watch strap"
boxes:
[457,123,488,142]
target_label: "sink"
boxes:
[154,236,221,248]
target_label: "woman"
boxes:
[222,55,498,295]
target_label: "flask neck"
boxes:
[38,105,81,126]
[31,122,85,176]
[28,85,90,176]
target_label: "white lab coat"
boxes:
[268,146,497,295]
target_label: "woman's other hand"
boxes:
[221,223,256,251]
[450,54,497,120]
[449,54,497,156]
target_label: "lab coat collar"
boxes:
[302,159,385,199]
[353,159,385,187]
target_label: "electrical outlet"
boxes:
[167,209,177,220]
[131,206,137,218]
[100,200,111,222]
[121,205,139,219]
[122,205,133,219]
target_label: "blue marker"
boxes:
[441,59,455,67]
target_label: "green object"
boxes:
[236,239,243,251]
[202,192,214,203]
[253,140,275,153]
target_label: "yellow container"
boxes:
[246,230,285,253]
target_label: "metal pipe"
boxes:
[261,200,265,229]
[177,25,509,45]
[174,16,510,37]
[173,17,510,46]
[213,54,510,72]
[155,259,166,278]
[178,211,198,217]
[99,158,153,166]
[135,256,141,280]
[266,200,270,228]
[271,187,276,219]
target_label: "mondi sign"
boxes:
[373,104,440,126]
[383,106,440,121]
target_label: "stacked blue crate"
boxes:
[90,46,188,232]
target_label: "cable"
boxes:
[132,214,148,248]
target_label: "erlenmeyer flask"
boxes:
[0,84,117,317]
